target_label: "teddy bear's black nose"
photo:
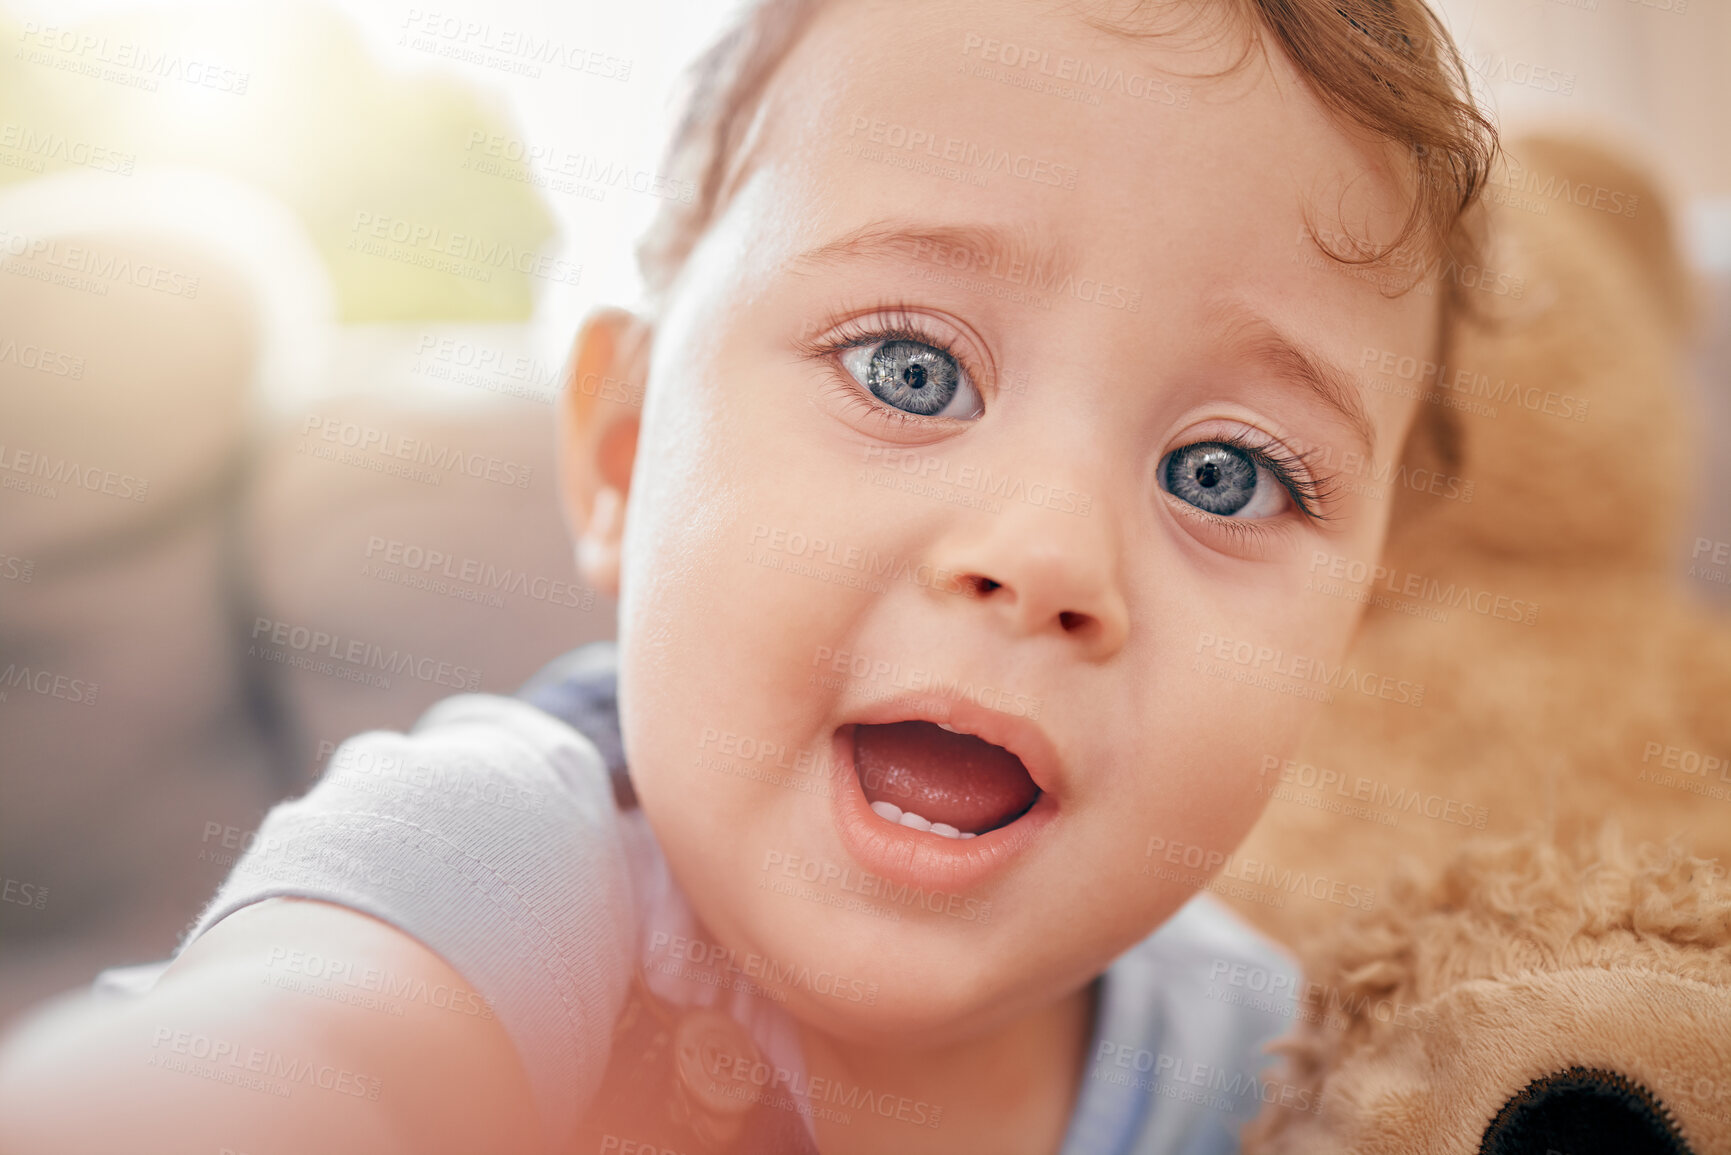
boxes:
[1479,1066,1694,1155]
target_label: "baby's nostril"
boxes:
[1478,1066,1694,1155]
[1058,611,1087,633]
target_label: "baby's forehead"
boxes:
[731,0,1416,308]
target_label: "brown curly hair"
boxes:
[634,0,1499,317]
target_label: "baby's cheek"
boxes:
[1124,658,1310,848]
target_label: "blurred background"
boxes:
[0,0,1727,1027]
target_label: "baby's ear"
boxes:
[559,307,651,597]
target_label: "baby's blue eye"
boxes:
[839,339,983,419]
[1161,441,1289,518]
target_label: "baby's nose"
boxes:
[929,502,1128,661]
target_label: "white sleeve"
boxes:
[161,693,635,1150]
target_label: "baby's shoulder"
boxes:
[1067,897,1300,1155]
[1132,892,1299,992]
[1114,892,1300,1058]
[317,636,628,814]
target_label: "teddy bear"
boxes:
[1238,826,1731,1155]
[1206,128,1731,1154]
[1214,130,1731,952]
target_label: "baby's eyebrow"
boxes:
[786,222,1376,456]
[1209,303,1378,458]
[786,219,1081,285]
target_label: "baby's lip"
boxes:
[836,694,1067,802]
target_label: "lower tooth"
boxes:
[868,802,974,840]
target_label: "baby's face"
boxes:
[608,0,1432,1044]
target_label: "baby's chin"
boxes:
[696,863,1125,1048]
[769,948,1077,1051]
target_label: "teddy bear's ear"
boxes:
[1382,133,1697,577]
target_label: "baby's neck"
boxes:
[796,980,1099,1155]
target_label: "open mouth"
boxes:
[852,720,1043,840]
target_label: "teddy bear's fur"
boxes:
[1240,827,1731,1154]
[1217,132,1731,950]
[1210,133,1731,1153]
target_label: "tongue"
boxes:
[853,721,1040,835]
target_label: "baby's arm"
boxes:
[0,896,549,1155]
[0,690,634,1154]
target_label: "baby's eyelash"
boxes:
[796,301,953,355]
[819,373,933,434]
[797,303,986,386]
[1205,433,1338,522]
[797,302,990,431]
[798,307,1338,522]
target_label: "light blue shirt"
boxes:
[1061,893,1306,1155]
[98,644,1303,1154]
